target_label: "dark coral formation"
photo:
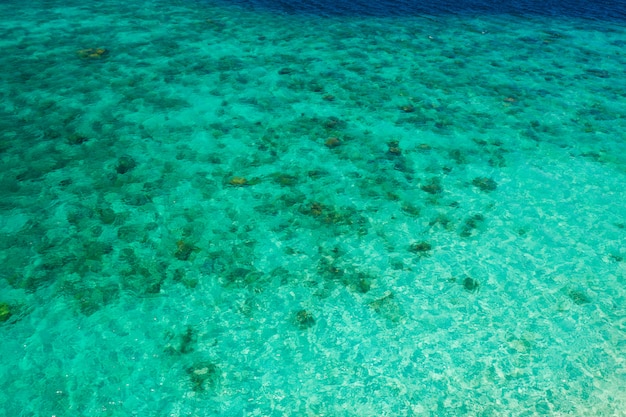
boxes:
[186,362,219,392]
[460,213,485,237]
[115,156,137,174]
[472,176,497,192]
[421,177,443,195]
[463,276,480,292]
[409,241,432,253]
[294,309,316,329]
[77,48,108,59]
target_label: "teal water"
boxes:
[1,0,626,415]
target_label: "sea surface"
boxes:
[1,0,626,415]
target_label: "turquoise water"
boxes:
[1,0,626,415]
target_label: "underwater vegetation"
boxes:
[0,302,12,322]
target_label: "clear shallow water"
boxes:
[1,0,626,415]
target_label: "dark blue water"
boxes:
[214,0,626,19]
